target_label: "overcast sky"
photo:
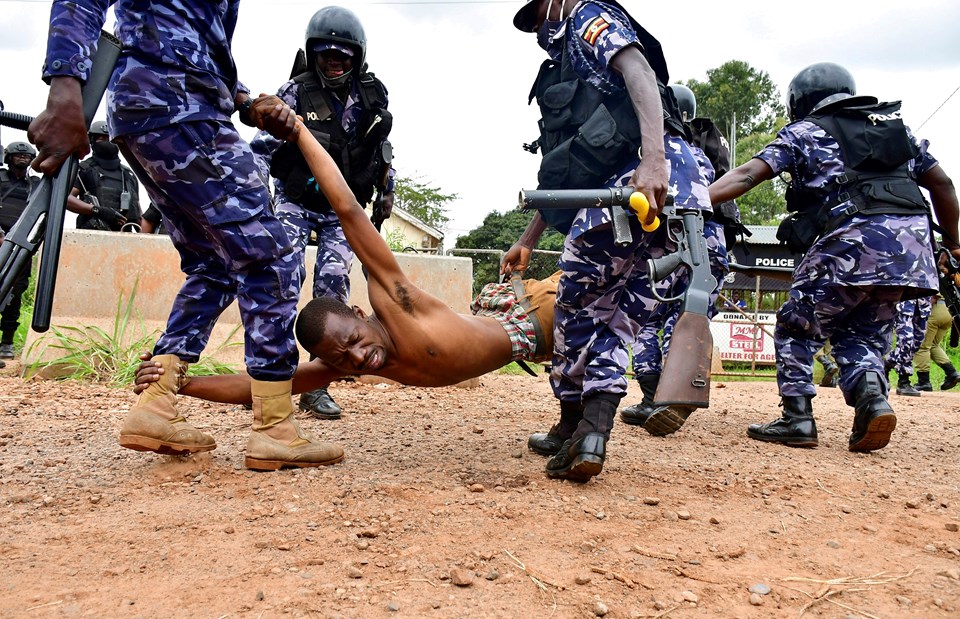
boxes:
[2,0,959,242]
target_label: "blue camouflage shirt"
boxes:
[43,0,248,138]
[756,120,939,294]
[544,1,711,240]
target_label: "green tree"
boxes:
[683,60,785,141]
[731,130,787,225]
[393,175,456,230]
[455,209,565,293]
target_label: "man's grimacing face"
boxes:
[312,309,388,373]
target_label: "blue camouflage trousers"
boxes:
[775,283,904,406]
[886,297,933,376]
[632,220,728,376]
[552,217,660,407]
[276,201,354,304]
[117,121,300,381]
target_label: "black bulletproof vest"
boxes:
[0,169,38,231]
[270,70,389,212]
[787,100,928,226]
[528,3,684,233]
[76,159,138,230]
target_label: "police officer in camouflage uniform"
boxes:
[30,0,343,470]
[884,297,932,396]
[252,6,395,421]
[710,62,960,452]
[621,84,735,433]
[503,0,711,482]
[0,142,41,361]
[69,120,140,232]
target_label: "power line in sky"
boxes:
[917,83,960,132]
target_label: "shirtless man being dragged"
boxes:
[135,122,557,416]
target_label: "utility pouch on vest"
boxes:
[776,209,824,255]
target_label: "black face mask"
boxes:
[91,140,120,160]
[9,158,30,171]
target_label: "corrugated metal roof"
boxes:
[742,225,781,246]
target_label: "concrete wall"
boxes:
[24,229,473,368]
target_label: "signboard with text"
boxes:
[710,312,777,364]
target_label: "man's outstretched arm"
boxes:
[135,355,346,404]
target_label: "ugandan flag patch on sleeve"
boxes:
[582,16,610,46]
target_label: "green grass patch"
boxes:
[23,277,239,385]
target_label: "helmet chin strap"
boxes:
[318,69,352,89]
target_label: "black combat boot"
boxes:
[938,363,960,391]
[299,386,342,420]
[914,371,933,392]
[895,372,920,397]
[528,400,583,456]
[619,374,659,426]
[849,371,897,452]
[746,395,818,448]
[546,394,619,482]
[820,359,839,388]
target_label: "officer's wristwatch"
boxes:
[237,97,256,128]
[91,205,101,216]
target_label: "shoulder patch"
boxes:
[582,15,610,46]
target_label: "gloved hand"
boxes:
[93,205,127,227]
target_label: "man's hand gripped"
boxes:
[249,94,300,142]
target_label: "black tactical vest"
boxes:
[528,2,685,233]
[785,99,928,230]
[270,70,390,212]
[75,159,140,231]
[778,99,929,254]
[0,169,38,231]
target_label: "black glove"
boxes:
[92,204,125,227]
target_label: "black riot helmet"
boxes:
[89,120,109,139]
[4,141,37,165]
[786,62,856,121]
[668,84,696,123]
[306,6,367,73]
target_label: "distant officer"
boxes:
[69,121,141,232]
[710,62,960,452]
[252,6,395,421]
[0,142,40,360]
[884,297,932,396]
[913,294,960,391]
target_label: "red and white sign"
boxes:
[710,312,777,364]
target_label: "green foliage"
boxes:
[394,175,456,230]
[385,227,409,252]
[455,209,565,294]
[683,60,786,140]
[23,279,239,386]
[732,130,787,225]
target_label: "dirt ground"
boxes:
[1,360,960,619]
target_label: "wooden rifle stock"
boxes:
[648,207,717,412]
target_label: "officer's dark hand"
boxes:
[501,243,532,276]
[380,192,395,219]
[28,77,90,175]
[249,94,300,142]
[95,205,127,227]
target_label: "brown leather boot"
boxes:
[119,354,216,455]
[244,378,344,471]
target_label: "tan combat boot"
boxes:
[119,354,216,455]
[245,378,344,471]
